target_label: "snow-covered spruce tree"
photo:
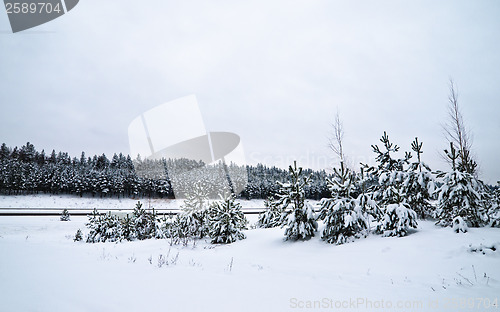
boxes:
[155,213,171,238]
[370,132,418,237]
[60,209,70,221]
[154,214,169,239]
[401,138,435,219]
[83,202,157,243]
[85,209,101,243]
[488,182,500,227]
[74,229,83,241]
[278,161,317,241]
[377,202,418,237]
[207,193,248,244]
[257,196,284,228]
[171,214,191,246]
[179,181,210,238]
[318,162,370,244]
[371,132,411,205]
[354,167,381,228]
[85,209,123,243]
[154,213,187,245]
[434,143,488,228]
[132,201,157,240]
[120,213,136,241]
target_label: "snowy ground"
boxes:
[0,194,272,210]
[1,208,499,311]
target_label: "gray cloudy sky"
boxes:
[1,0,499,183]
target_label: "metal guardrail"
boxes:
[0,207,267,216]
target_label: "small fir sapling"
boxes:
[85,210,122,243]
[487,182,500,227]
[207,194,248,244]
[377,202,418,237]
[369,132,418,237]
[257,196,284,228]
[179,182,210,238]
[132,201,156,240]
[74,229,83,241]
[402,138,435,219]
[434,143,488,229]
[319,162,370,244]
[278,161,317,241]
[60,209,70,221]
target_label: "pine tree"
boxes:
[0,143,10,160]
[85,210,122,243]
[97,173,110,198]
[37,149,46,166]
[79,152,86,167]
[120,213,136,241]
[74,229,83,241]
[401,138,435,219]
[278,161,317,241]
[153,214,169,239]
[19,142,36,162]
[320,198,369,244]
[171,214,191,245]
[318,162,370,244]
[102,212,123,242]
[376,203,418,237]
[207,194,248,244]
[132,201,157,240]
[179,181,210,238]
[370,132,418,236]
[354,167,381,231]
[371,131,408,173]
[60,209,70,221]
[434,143,488,228]
[487,182,500,227]
[370,132,411,205]
[257,197,284,228]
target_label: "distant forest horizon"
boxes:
[0,142,331,200]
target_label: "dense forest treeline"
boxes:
[0,142,330,200]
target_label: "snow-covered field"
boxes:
[0,194,270,210]
[0,202,499,311]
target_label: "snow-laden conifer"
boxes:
[179,181,210,238]
[60,209,70,221]
[132,201,157,240]
[434,143,488,228]
[278,161,317,241]
[207,194,247,244]
[85,210,122,243]
[401,138,435,219]
[318,162,370,244]
[488,182,500,227]
[369,132,418,236]
[257,197,284,228]
[377,202,418,237]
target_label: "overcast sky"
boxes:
[1,0,499,183]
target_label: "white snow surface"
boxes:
[0,194,321,213]
[1,198,500,311]
[0,194,269,210]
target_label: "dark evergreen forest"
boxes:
[0,142,330,200]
